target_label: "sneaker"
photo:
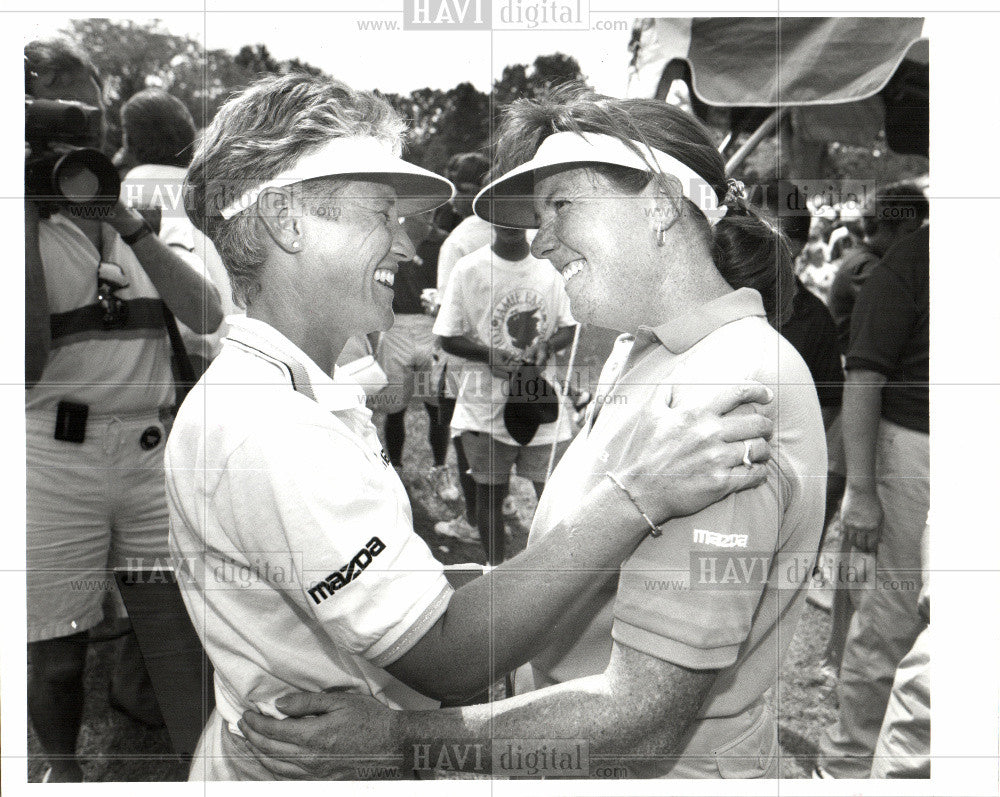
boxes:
[430,465,461,501]
[434,517,480,543]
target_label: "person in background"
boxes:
[870,515,930,779]
[759,179,849,671]
[828,183,928,355]
[374,214,458,498]
[25,39,222,782]
[817,222,930,778]
[434,225,577,564]
[797,207,839,299]
[116,88,239,377]
[432,152,493,542]
[817,183,928,678]
[436,152,493,288]
[430,153,466,233]
[760,179,844,433]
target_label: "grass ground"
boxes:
[27,324,839,781]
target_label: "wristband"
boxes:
[605,471,662,537]
[120,220,154,247]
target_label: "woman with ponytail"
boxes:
[465,85,826,778]
[237,86,823,781]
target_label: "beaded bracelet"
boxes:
[605,471,662,537]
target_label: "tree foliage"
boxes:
[62,19,328,151]
[54,19,591,173]
[492,53,587,122]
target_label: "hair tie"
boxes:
[724,178,748,204]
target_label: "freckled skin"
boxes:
[530,168,666,333]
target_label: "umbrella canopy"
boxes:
[627,18,928,157]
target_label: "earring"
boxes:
[656,222,667,247]
[291,240,301,250]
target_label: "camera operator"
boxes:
[115,87,240,378]
[25,38,222,782]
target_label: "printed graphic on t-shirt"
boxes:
[491,289,548,356]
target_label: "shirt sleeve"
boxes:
[612,461,786,670]
[437,235,463,292]
[158,216,199,253]
[845,263,916,376]
[432,263,469,338]
[217,424,452,667]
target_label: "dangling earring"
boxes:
[653,202,677,247]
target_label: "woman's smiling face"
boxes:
[530,166,663,332]
[296,178,414,339]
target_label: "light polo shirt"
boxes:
[525,288,826,775]
[165,316,454,736]
[27,212,173,414]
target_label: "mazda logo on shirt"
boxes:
[307,537,386,604]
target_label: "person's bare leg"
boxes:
[383,410,407,468]
[474,480,508,566]
[424,403,449,467]
[28,633,88,782]
[453,436,477,525]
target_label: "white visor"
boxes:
[217,136,455,220]
[473,131,723,229]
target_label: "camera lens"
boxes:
[57,163,101,204]
[52,148,120,207]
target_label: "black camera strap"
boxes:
[162,305,196,408]
[134,207,197,409]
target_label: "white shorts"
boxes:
[26,408,173,642]
[376,313,440,411]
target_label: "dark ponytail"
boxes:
[711,191,796,328]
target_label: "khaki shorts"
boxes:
[460,430,569,486]
[376,313,439,411]
[26,408,172,642]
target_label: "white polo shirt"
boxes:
[165,316,454,735]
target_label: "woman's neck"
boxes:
[641,247,733,330]
[248,293,347,377]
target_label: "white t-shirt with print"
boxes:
[433,246,576,447]
[436,215,494,292]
